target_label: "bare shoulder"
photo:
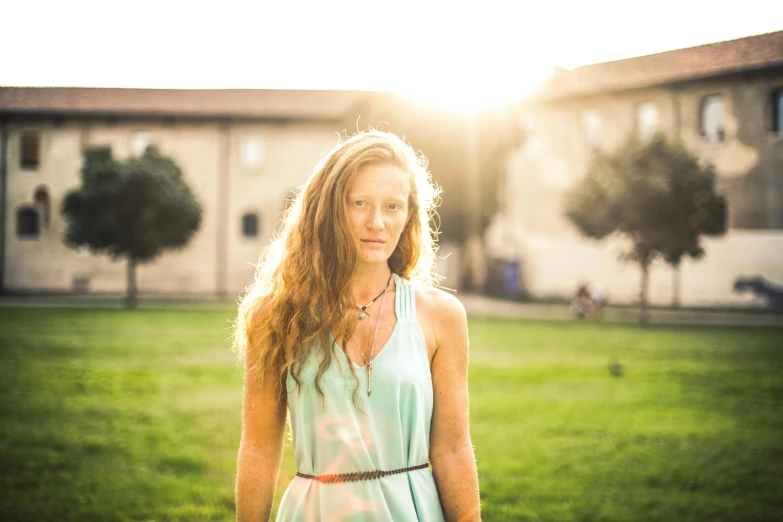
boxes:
[415,285,467,324]
[413,285,468,359]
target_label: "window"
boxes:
[636,101,659,140]
[16,205,40,239]
[20,130,40,169]
[242,137,265,169]
[33,186,51,227]
[700,94,724,142]
[773,89,783,133]
[129,131,151,156]
[580,110,600,147]
[242,213,259,237]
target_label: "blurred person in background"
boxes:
[233,131,481,521]
[571,283,597,319]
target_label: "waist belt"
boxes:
[296,463,429,484]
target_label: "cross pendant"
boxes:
[366,361,373,396]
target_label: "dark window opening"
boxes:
[773,89,783,133]
[16,206,40,239]
[33,186,51,227]
[21,131,40,169]
[700,94,725,142]
[242,213,259,238]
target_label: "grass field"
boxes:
[1,307,782,521]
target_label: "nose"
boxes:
[367,206,384,230]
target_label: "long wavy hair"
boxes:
[232,130,441,401]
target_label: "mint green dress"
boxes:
[276,274,445,521]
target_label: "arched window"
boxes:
[700,94,725,142]
[33,185,51,227]
[16,205,40,239]
[242,213,259,238]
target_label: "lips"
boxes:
[361,239,385,245]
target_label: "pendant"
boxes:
[359,310,367,320]
[366,361,373,396]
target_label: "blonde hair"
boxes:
[232,130,440,401]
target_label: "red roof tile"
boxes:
[0,87,372,120]
[539,30,783,101]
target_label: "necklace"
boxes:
[356,273,393,320]
[361,274,392,396]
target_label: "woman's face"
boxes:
[345,162,412,267]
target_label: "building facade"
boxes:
[0,88,375,295]
[0,88,485,297]
[488,31,783,306]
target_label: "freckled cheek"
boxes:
[389,224,407,244]
[347,211,367,233]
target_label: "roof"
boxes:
[0,87,373,120]
[539,30,783,101]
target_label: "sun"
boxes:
[393,68,552,115]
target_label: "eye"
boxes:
[354,200,364,207]
[389,203,402,210]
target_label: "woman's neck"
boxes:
[352,263,393,303]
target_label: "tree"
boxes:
[565,133,727,322]
[649,136,727,308]
[61,145,203,308]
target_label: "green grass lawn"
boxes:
[1,308,782,521]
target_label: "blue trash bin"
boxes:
[503,260,519,298]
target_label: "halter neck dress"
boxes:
[276,273,445,521]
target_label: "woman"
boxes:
[234,130,480,521]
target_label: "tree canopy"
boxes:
[61,145,202,306]
[565,133,727,319]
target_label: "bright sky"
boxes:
[3,0,782,113]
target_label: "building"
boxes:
[0,88,377,295]
[0,87,490,296]
[488,31,783,306]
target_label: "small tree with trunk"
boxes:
[61,145,202,308]
[565,133,727,322]
[649,136,727,308]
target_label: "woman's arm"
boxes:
[235,355,287,521]
[427,292,481,521]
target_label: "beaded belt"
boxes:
[296,463,429,484]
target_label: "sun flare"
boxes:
[393,70,552,114]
